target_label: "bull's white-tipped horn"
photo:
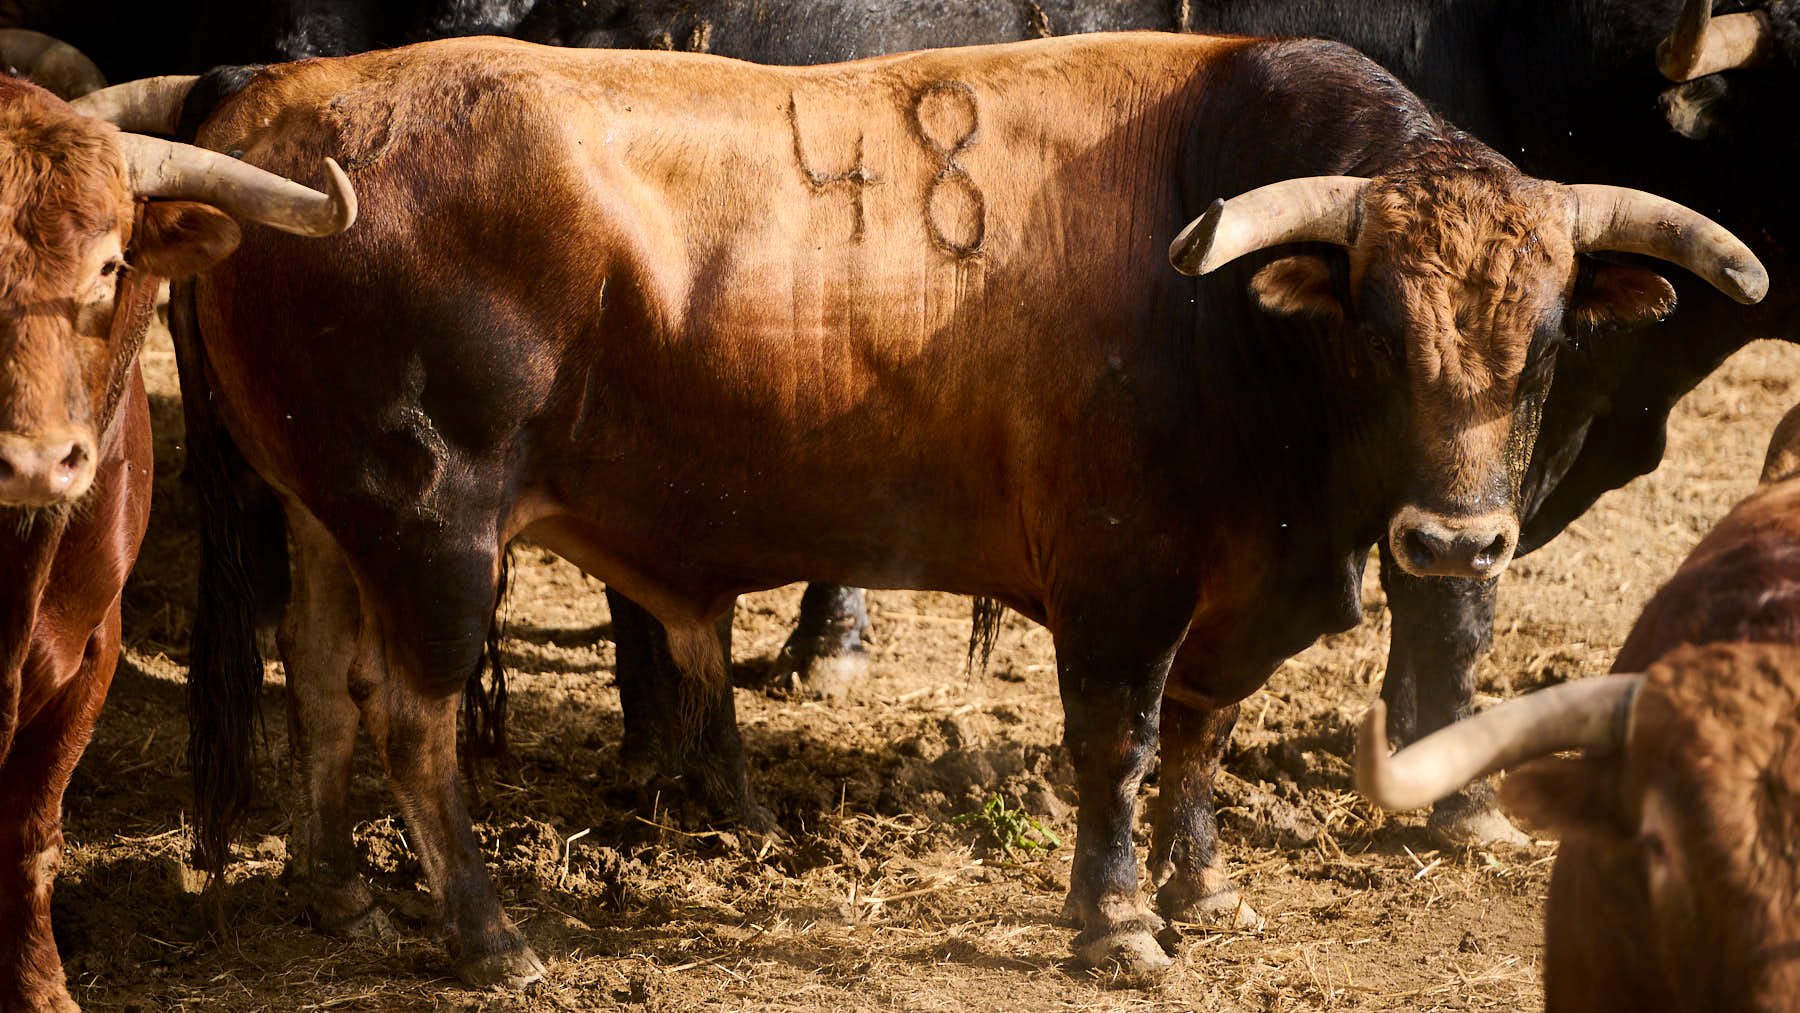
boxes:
[1356,674,1642,812]
[0,29,105,99]
[71,75,199,135]
[115,133,357,237]
[1569,184,1769,304]
[1170,175,1370,276]
[1657,0,1772,81]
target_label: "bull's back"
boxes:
[1613,481,1800,671]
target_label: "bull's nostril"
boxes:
[1403,529,1435,569]
[0,457,12,482]
[58,442,87,475]
[1475,533,1509,567]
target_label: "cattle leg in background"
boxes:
[278,510,384,938]
[765,583,871,697]
[606,588,771,829]
[1374,545,1522,843]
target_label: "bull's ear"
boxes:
[1500,755,1632,841]
[130,200,241,280]
[1250,254,1343,320]
[1571,264,1677,336]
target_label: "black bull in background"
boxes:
[4,0,1797,848]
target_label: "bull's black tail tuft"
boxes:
[967,597,1005,676]
[170,278,269,881]
[461,547,512,781]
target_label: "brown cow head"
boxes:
[1356,643,1800,1012]
[0,72,355,515]
[0,77,233,510]
[1171,161,1766,579]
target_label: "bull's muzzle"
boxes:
[0,429,96,508]
[1389,505,1518,580]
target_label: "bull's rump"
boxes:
[196,33,1242,597]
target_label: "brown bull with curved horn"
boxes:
[1357,404,1800,1012]
[0,44,355,1009]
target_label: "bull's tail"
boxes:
[967,597,1004,676]
[170,278,273,880]
[461,548,511,780]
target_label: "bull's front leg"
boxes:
[1051,593,1192,977]
[1147,693,1264,930]
[765,583,870,698]
[1376,544,1527,845]
[0,630,117,1013]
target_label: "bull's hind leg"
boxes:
[607,590,770,828]
[1377,546,1526,846]
[0,615,118,1013]
[348,533,545,988]
[279,510,382,936]
[1148,695,1263,930]
[1050,591,1192,976]
[766,583,871,698]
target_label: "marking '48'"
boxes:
[787,81,987,258]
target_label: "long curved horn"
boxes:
[1657,0,1772,82]
[0,29,105,99]
[115,133,356,237]
[71,75,198,135]
[1170,176,1369,276]
[1569,184,1768,304]
[1356,674,1642,812]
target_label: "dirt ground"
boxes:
[47,331,1800,1011]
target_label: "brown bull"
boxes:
[81,32,1765,983]
[1358,405,1800,1011]
[0,53,354,1010]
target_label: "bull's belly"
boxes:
[513,491,1031,624]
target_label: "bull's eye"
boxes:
[99,259,125,278]
[1637,830,1669,865]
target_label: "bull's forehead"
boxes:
[0,109,129,304]
[1351,171,1575,399]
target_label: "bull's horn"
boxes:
[115,133,356,237]
[1569,184,1768,304]
[1170,175,1369,276]
[1657,0,1772,81]
[71,75,199,135]
[1356,674,1642,812]
[0,29,105,99]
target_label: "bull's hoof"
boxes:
[296,876,391,939]
[453,942,548,990]
[768,644,868,699]
[1156,884,1265,931]
[324,903,396,941]
[6,985,80,1013]
[1073,924,1173,980]
[736,799,778,834]
[1428,803,1530,847]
